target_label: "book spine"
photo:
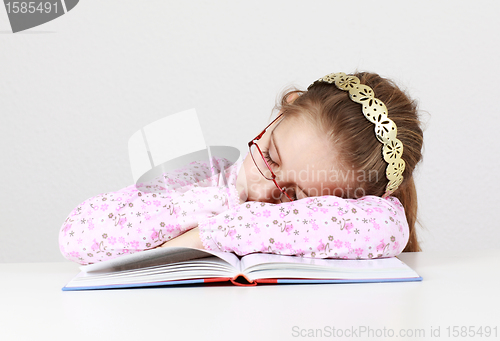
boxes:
[229,274,257,286]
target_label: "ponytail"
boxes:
[395,177,421,252]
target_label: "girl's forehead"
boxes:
[274,114,340,186]
[276,114,330,154]
[278,113,322,134]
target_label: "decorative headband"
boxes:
[309,72,405,198]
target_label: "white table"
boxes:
[1,250,499,341]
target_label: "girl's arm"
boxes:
[158,227,204,249]
[197,194,409,259]
[59,158,240,265]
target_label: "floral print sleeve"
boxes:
[198,194,409,259]
[60,150,410,265]
[59,157,241,265]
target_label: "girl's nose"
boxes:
[251,176,283,204]
[242,152,283,204]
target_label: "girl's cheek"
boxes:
[235,175,248,203]
[235,159,251,202]
[240,158,265,202]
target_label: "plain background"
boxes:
[1,0,499,263]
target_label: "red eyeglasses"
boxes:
[248,112,295,202]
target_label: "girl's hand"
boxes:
[157,227,204,249]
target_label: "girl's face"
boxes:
[235,113,342,204]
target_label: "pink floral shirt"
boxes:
[59,153,409,265]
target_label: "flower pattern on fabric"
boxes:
[60,153,409,265]
[198,194,408,260]
[59,157,240,265]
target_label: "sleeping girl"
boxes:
[59,71,424,265]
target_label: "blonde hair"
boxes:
[274,72,424,252]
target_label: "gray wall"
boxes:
[1,0,499,263]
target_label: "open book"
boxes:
[62,247,422,291]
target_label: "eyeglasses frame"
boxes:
[247,112,294,202]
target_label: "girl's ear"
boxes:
[286,92,300,103]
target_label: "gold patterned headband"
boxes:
[309,72,405,198]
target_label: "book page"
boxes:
[240,253,406,270]
[240,253,419,281]
[80,246,240,274]
[66,258,239,288]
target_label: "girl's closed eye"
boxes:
[263,149,298,201]
[263,149,278,168]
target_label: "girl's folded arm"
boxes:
[59,164,240,265]
[198,195,409,259]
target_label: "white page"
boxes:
[76,260,235,281]
[240,253,406,270]
[80,247,241,274]
[66,258,239,288]
[239,253,419,280]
